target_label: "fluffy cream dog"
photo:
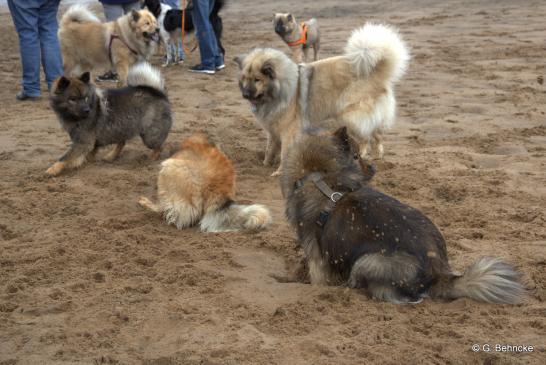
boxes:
[235,23,410,176]
[59,5,159,85]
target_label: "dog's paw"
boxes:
[138,197,149,208]
[270,169,281,177]
[45,162,63,177]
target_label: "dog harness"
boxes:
[108,34,138,64]
[287,22,309,47]
[295,172,344,227]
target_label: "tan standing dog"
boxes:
[139,135,272,232]
[274,13,320,63]
[235,23,410,176]
[59,5,159,85]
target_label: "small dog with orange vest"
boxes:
[274,13,319,63]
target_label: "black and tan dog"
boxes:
[281,127,525,304]
[47,63,172,176]
[141,0,226,66]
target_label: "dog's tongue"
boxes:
[249,100,257,113]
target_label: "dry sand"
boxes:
[0,0,545,364]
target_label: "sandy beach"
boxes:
[0,0,545,364]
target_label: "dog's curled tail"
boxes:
[344,23,410,83]
[60,5,100,28]
[127,62,165,92]
[431,257,525,304]
[200,202,272,233]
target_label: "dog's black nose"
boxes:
[242,89,252,99]
[155,28,160,33]
[82,106,90,114]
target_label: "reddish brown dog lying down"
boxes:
[139,134,272,232]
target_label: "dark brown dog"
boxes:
[281,127,525,304]
[47,63,171,176]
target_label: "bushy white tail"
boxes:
[200,203,272,233]
[60,5,100,28]
[433,257,525,304]
[344,23,410,83]
[127,62,165,92]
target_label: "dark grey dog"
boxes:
[281,127,524,304]
[47,62,172,176]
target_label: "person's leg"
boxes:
[101,3,124,22]
[178,39,185,61]
[122,1,141,14]
[191,0,216,71]
[208,0,223,68]
[38,0,63,90]
[8,0,41,97]
[161,0,179,8]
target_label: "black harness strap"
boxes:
[295,172,344,228]
[108,34,138,64]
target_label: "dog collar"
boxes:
[108,34,138,64]
[295,172,344,227]
[287,22,308,47]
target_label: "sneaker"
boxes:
[16,91,40,101]
[215,63,226,71]
[188,64,215,75]
[95,71,119,82]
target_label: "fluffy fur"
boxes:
[141,0,225,66]
[46,63,171,176]
[59,5,159,85]
[138,135,272,232]
[281,127,525,304]
[274,13,320,63]
[235,23,410,176]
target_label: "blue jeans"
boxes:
[161,0,180,8]
[101,2,140,22]
[8,0,63,97]
[192,0,223,70]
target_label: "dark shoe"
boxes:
[188,64,215,75]
[95,71,119,82]
[16,91,40,101]
[215,63,226,71]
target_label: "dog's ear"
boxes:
[79,72,90,84]
[261,60,276,79]
[233,55,246,69]
[131,9,140,22]
[54,76,71,94]
[333,126,350,150]
[287,13,293,22]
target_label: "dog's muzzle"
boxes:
[144,29,160,43]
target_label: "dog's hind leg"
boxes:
[103,142,125,162]
[359,138,371,159]
[349,252,423,303]
[372,131,384,159]
[115,61,129,86]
